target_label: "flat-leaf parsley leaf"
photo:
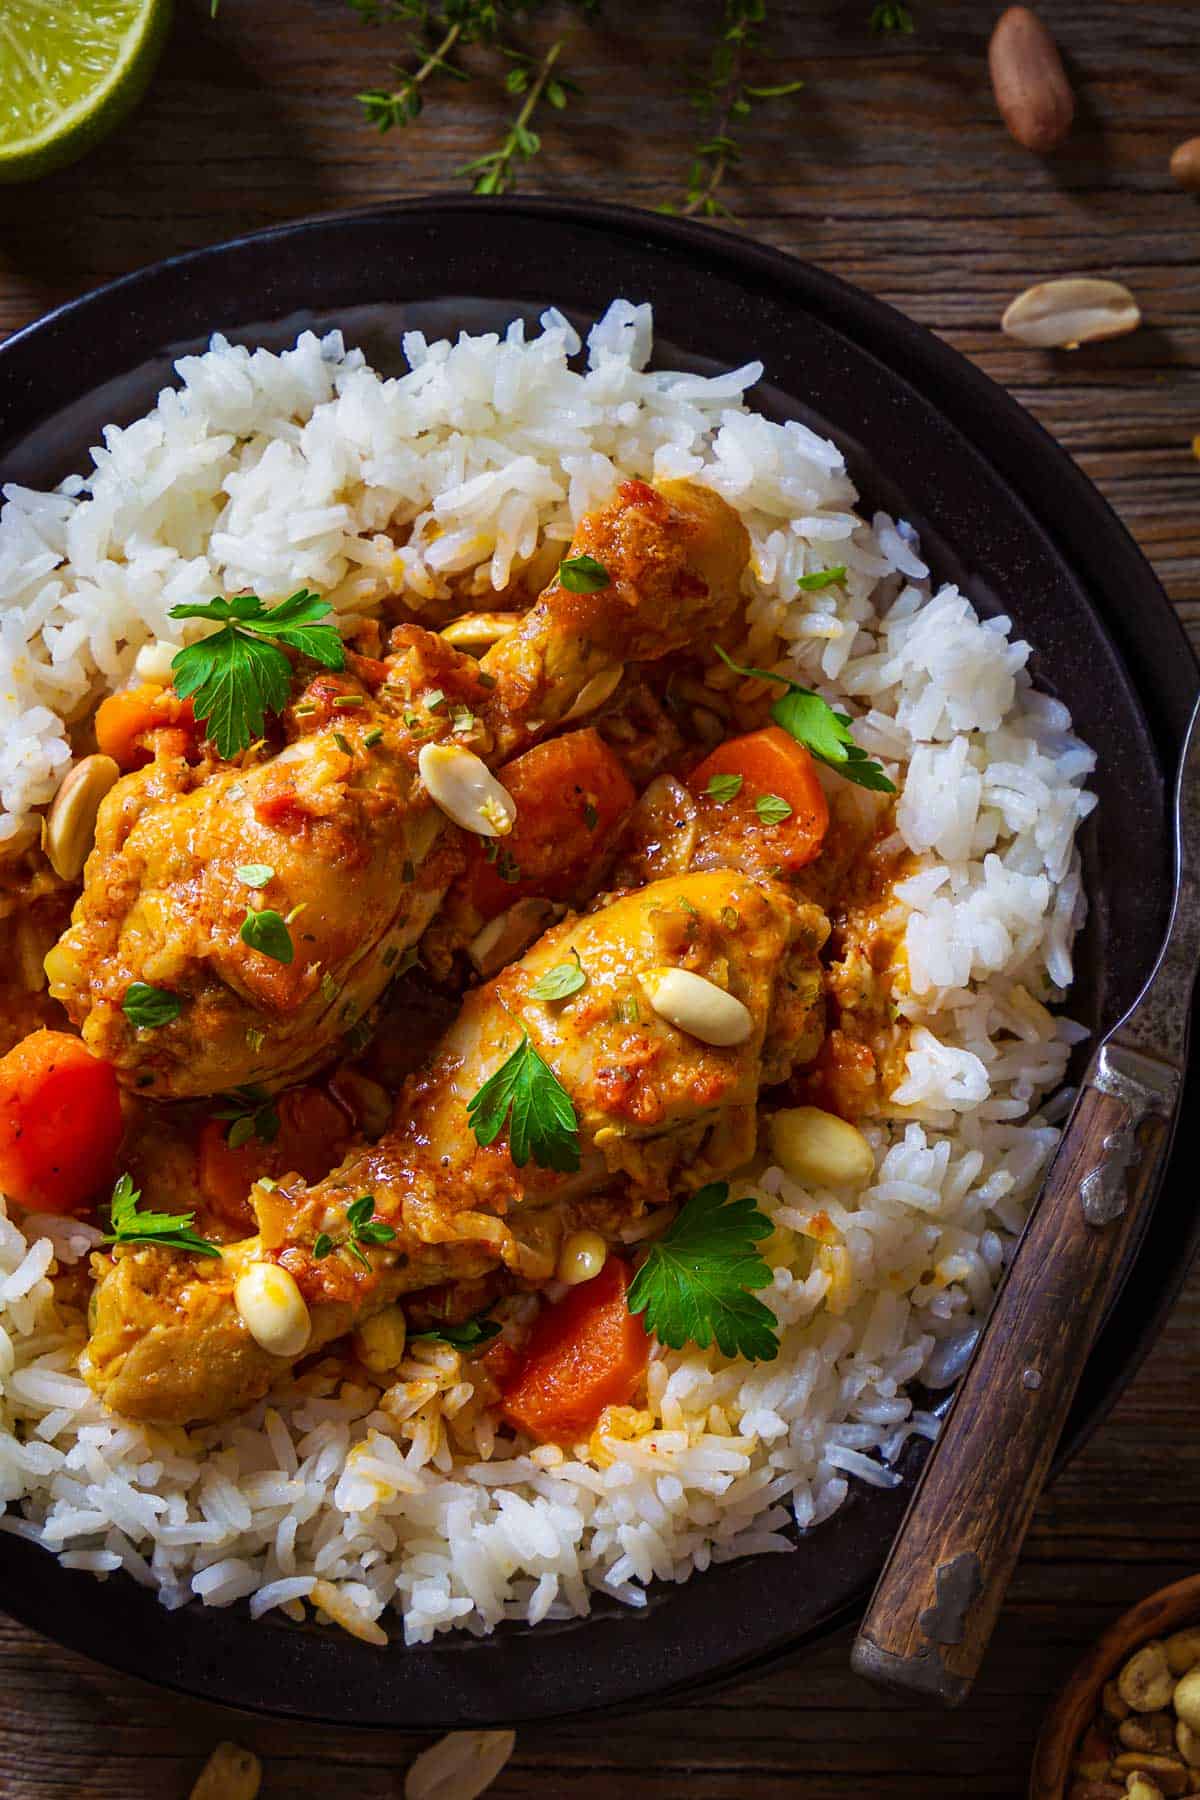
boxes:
[714,645,896,794]
[627,1181,779,1361]
[467,1031,580,1173]
[169,589,345,759]
[102,1173,222,1259]
[796,565,847,591]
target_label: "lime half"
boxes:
[0,0,172,184]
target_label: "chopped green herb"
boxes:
[582,800,599,830]
[316,1193,398,1268]
[333,731,353,755]
[364,726,383,748]
[101,1173,221,1260]
[402,859,416,884]
[411,1314,502,1351]
[528,949,587,1002]
[714,645,896,794]
[320,971,340,1005]
[245,1026,266,1054]
[755,792,793,826]
[121,983,182,1030]
[627,1181,779,1361]
[796,565,847,592]
[870,2,915,33]
[240,908,294,964]
[169,589,344,759]
[334,693,366,708]
[467,1031,580,1173]
[613,993,641,1025]
[720,905,741,931]
[214,1085,280,1150]
[236,864,274,889]
[424,689,446,712]
[706,772,744,804]
[558,553,611,593]
[496,848,522,885]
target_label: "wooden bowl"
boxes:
[1030,1573,1200,1799]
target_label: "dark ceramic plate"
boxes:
[0,199,1195,1729]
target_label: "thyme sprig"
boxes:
[353,0,519,132]
[458,37,575,194]
[661,1,803,223]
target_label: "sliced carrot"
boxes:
[499,1256,648,1445]
[0,1030,123,1215]
[689,725,829,870]
[461,729,635,919]
[197,1084,351,1233]
[95,683,198,772]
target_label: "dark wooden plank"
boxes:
[0,0,1197,1792]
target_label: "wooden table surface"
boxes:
[1,1,1198,1793]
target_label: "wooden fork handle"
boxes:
[851,1040,1180,1707]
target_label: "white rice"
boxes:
[0,301,1096,1642]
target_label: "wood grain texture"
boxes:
[0,0,1198,1793]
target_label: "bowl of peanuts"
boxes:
[1031,1575,1200,1799]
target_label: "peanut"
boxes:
[1119,1642,1176,1713]
[1169,138,1200,193]
[988,6,1074,153]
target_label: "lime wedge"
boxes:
[0,0,172,184]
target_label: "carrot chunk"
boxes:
[198,1085,351,1233]
[689,725,829,870]
[95,683,197,771]
[499,1256,648,1445]
[461,729,635,919]
[0,1030,123,1214]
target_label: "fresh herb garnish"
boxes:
[457,37,575,195]
[558,553,611,594]
[364,726,383,748]
[870,3,915,33]
[529,949,587,1002]
[796,565,848,591]
[312,1193,397,1268]
[755,792,793,826]
[411,1314,503,1350]
[168,589,344,759]
[627,1181,779,1361]
[582,800,599,829]
[121,983,182,1029]
[239,908,295,964]
[213,1085,280,1151]
[236,864,274,889]
[714,645,896,794]
[467,1031,580,1173]
[101,1173,222,1260]
[706,772,744,803]
[660,2,804,221]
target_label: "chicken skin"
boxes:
[47,480,749,1100]
[82,868,829,1424]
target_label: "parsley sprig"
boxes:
[101,1173,222,1260]
[627,1181,779,1361]
[213,1086,280,1151]
[714,645,896,794]
[168,590,345,760]
[467,1031,580,1172]
[313,1194,398,1268]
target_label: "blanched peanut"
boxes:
[770,1106,875,1190]
[189,1742,262,1800]
[1120,1715,1174,1753]
[1119,1642,1176,1713]
[405,1729,516,1800]
[1124,1779,1165,1800]
[234,1263,311,1359]
[1166,1631,1200,1677]
[1104,1680,1133,1722]
[1174,1670,1200,1737]
[556,1230,607,1286]
[354,1305,408,1375]
[418,743,516,838]
[43,753,121,880]
[640,966,753,1048]
[1174,1718,1200,1767]
[1112,1753,1188,1796]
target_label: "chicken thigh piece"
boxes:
[83,868,828,1424]
[47,480,749,1100]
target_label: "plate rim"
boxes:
[0,194,1195,1728]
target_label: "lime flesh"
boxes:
[0,0,172,183]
